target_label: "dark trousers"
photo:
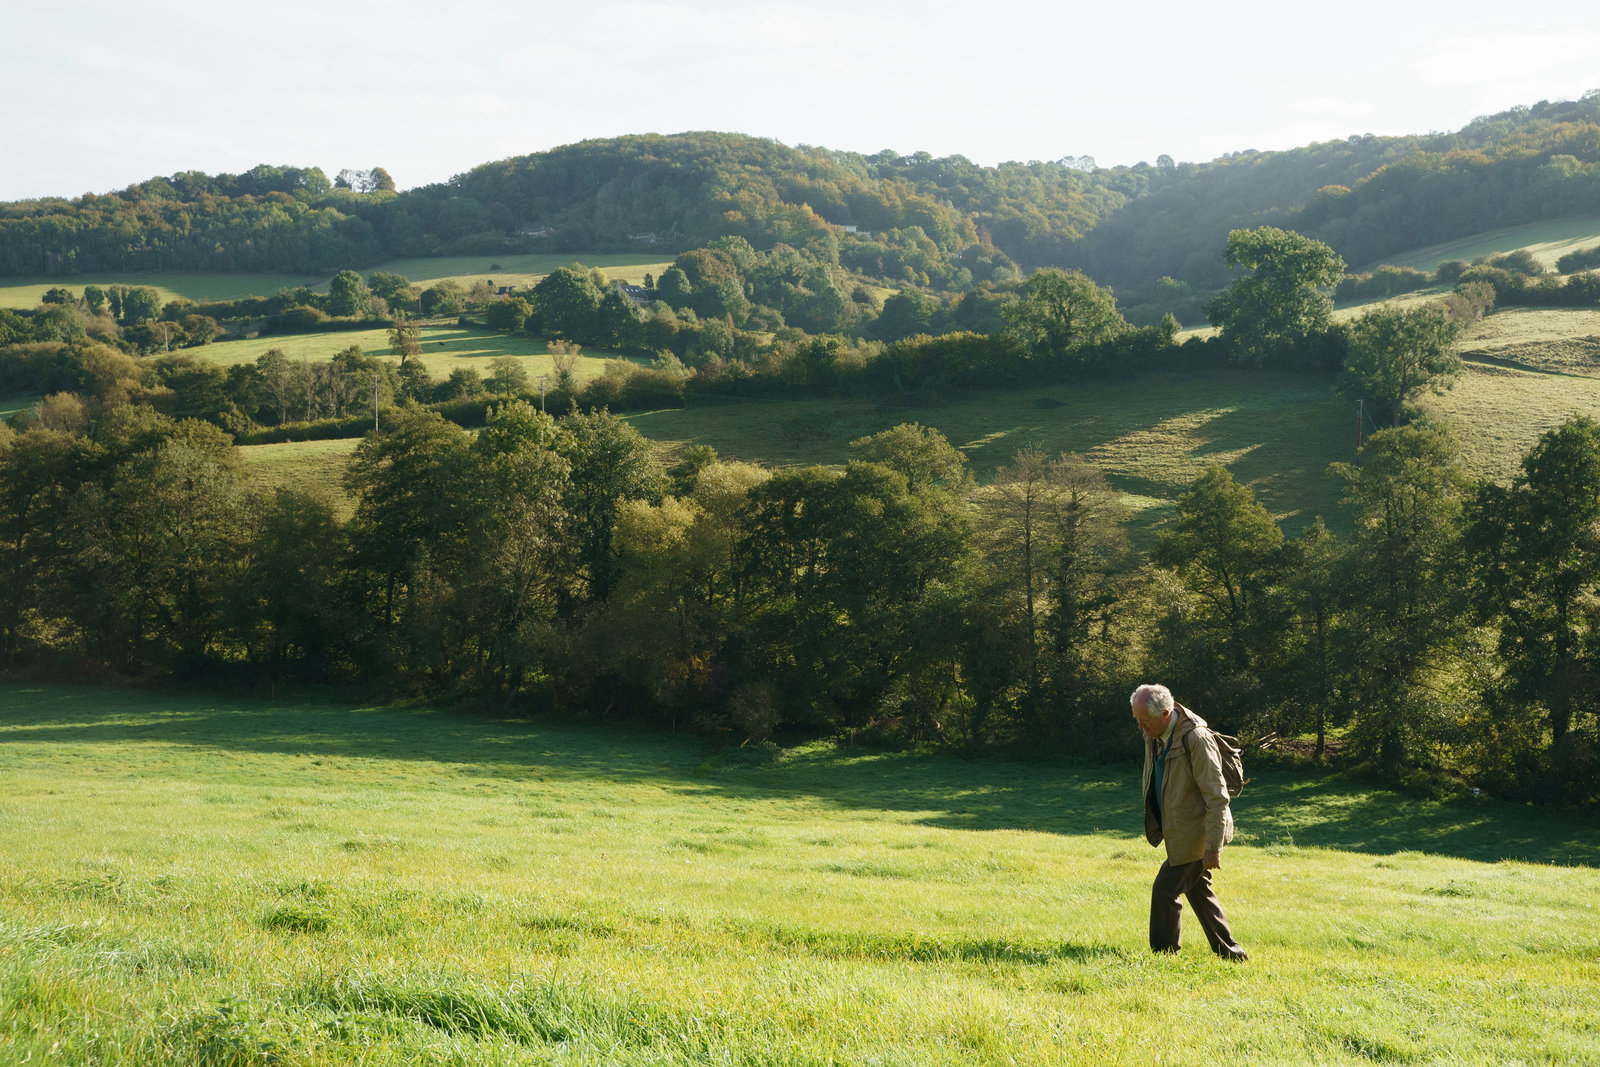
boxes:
[1149,858,1245,958]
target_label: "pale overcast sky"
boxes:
[3,0,1597,201]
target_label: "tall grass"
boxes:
[1,684,1596,1064]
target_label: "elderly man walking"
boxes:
[1131,683,1248,960]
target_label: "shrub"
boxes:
[1555,244,1600,274]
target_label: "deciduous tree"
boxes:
[1004,268,1127,360]
[1342,303,1462,426]
[1153,466,1284,709]
[1465,418,1600,798]
[387,316,423,366]
[1207,227,1344,366]
[1331,423,1466,771]
[327,269,372,318]
[557,409,668,603]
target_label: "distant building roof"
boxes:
[615,282,652,307]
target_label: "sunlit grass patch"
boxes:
[631,371,1352,539]
[0,271,327,310]
[1360,215,1600,274]
[235,436,358,508]
[0,255,675,312]
[191,323,635,384]
[369,252,675,290]
[1,683,1598,1064]
[1420,361,1600,485]
[1458,306,1600,352]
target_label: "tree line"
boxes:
[0,225,1588,804]
[1,393,1594,802]
[2,225,1509,456]
[8,95,1600,326]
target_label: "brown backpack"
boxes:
[1183,728,1247,798]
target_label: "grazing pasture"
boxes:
[233,371,1353,539]
[1454,306,1600,376]
[1424,361,1600,485]
[0,255,674,311]
[1,683,1595,1065]
[1357,214,1600,274]
[632,372,1360,537]
[191,324,641,383]
[368,253,675,291]
[236,438,362,511]
[0,272,327,310]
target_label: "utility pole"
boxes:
[538,374,548,414]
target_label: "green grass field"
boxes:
[230,371,1351,535]
[0,394,40,421]
[0,272,327,311]
[1,683,1595,1065]
[213,302,1600,542]
[1457,307,1600,357]
[631,372,1357,536]
[193,324,640,384]
[237,438,361,511]
[1360,215,1600,274]
[367,253,675,292]
[0,255,675,311]
[1425,360,1600,485]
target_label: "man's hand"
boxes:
[1203,848,1221,870]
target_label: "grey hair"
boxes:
[1130,684,1174,717]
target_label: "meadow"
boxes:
[1,683,1595,1065]
[0,255,674,311]
[628,372,1354,537]
[0,393,41,421]
[0,273,328,312]
[193,323,641,384]
[1451,306,1600,384]
[230,370,1356,535]
[1357,214,1600,274]
[227,343,1600,540]
[236,438,361,511]
[367,253,674,291]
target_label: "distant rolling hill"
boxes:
[3,95,1598,311]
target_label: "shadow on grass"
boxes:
[3,683,1596,868]
[746,923,1128,965]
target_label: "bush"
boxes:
[235,414,375,445]
[264,305,326,334]
[1336,266,1432,302]
[1482,249,1543,276]
[1556,244,1600,274]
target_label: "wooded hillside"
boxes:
[6,93,1598,313]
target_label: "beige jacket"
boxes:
[1142,703,1234,864]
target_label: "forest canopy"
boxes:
[6,93,1600,322]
